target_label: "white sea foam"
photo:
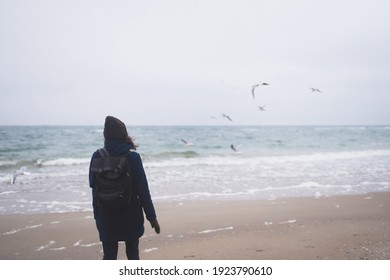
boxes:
[0,191,19,195]
[279,219,297,224]
[50,247,66,251]
[36,240,56,251]
[198,226,234,234]
[73,240,82,247]
[72,240,99,247]
[80,242,100,248]
[3,224,44,235]
[143,248,158,253]
[41,158,90,167]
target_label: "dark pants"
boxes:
[102,239,140,260]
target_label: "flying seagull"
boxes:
[180,139,194,146]
[309,87,322,93]
[222,113,233,122]
[251,82,270,99]
[10,168,30,184]
[257,105,267,111]
[230,144,243,153]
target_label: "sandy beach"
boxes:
[0,192,389,260]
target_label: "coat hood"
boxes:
[104,140,133,156]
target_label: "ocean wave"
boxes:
[270,149,390,163]
[143,151,199,160]
[144,149,390,168]
[41,158,90,167]
[0,160,17,167]
[33,151,199,168]
[0,191,19,196]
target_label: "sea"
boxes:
[0,125,390,214]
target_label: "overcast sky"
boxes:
[1,0,389,126]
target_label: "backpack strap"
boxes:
[124,151,132,157]
[97,148,109,157]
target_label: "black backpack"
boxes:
[90,148,133,209]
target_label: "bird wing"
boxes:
[11,173,18,184]
[251,84,259,99]
[222,114,233,121]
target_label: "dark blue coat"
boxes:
[89,140,157,242]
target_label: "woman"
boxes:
[89,116,160,260]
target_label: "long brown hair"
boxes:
[126,135,139,150]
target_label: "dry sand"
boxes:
[0,193,389,260]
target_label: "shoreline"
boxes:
[0,192,389,260]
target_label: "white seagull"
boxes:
[251,82,269,99]
[10,168,30,184]
[222,113,233,122]
[230,144,243,153]
[309,87,322,93]
[180,139,194,146]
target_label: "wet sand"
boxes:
[0,193,389,260]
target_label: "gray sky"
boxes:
[1,0,389,125]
